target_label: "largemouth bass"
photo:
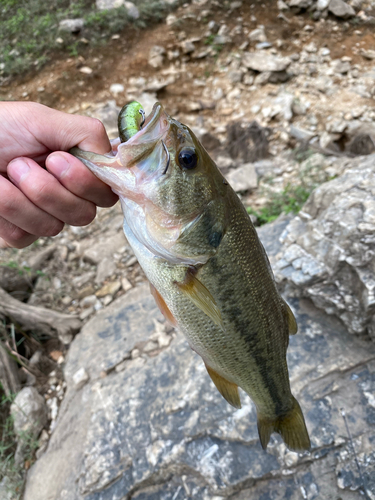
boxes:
[71,102,310,451]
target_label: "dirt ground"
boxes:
[1,0,374,114]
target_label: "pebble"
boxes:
[121,277,133,292]
[96,281,121,298]
[72,367,90,390]
[79,66,93,75]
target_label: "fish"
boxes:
[70,101,310,452]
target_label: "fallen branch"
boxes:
[0,338,21,396]
[0,287,81,344]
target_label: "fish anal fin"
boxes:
[205,364,241,409]
[175,271,223,329]
[282,299,298,335]
[149,283,177,328]
[257,396,310,451]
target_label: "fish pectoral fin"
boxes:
[175,272,223,329]
[282,299,298,335]
[149,283,177,328]
[205,364,241,409]
[257,396,310,451]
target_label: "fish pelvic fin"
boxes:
[175,271,224,329]
[205,364,241,409]
[257,396,310,451]
[282,299,298,335]
[149,283,178,328]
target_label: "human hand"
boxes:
[0,101,118,249]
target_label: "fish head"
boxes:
[72,102,229,264]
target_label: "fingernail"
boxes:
[8,159,30,184]
[47,153,71,178]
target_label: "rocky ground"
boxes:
[0,0,375,498]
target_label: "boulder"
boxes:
[23,222,375,500]
[59,19,84,33]
[242,52,291,73]
[274,154,375,340]
[328,0,356,18]
[11,387,48,465]
[225,163,258,192]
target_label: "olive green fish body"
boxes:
[71,102,310,452]
[129,186,292,417]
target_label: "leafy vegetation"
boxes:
[247,184,311,225]
[0,0,175,79]
[247,153,329,225]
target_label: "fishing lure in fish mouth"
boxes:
[118,100,170,174]
[118,101,146,142]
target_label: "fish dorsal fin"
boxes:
[282,299,298,335]
[175,271,223,329]
[149,283,177,328]
[205,364,241,409]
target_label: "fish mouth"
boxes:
[121,102,169,147]
[115,102,171,180]
[69,102,171,195]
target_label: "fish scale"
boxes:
[71,101,310,452]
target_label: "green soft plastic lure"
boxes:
[118,101,145,142]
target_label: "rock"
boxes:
[242,52,291,72]
[319,131,341,149]
[289,125,316,142]
[95,257,116,284]
[124,1,139,19]
[109,83,125,96]
[59,19,84,33]
[207,20,220,34]
[83,232,126,265]
[328,0,356,18]
[96,281,121,298]
[72,367,90,390]
[317,0,330,9]
[23,232,375,500]
[166,13,177,26]
[11,387,48,465]
[96,0,124,9]
[248,25,267,43]
[225,163,258,191]
[121,277,132,292]
[226,121,269,163]
[332,59,351,74]
[326,119,347,134]
[79,66,93,75]
[360,48,375,60]
[80,295,98,309]
[277,0,289,10]
[274,154,375,339]
[80,307,95,321]
[288,0,313,8]
[83,100,121,139]
[228,70,243,83]
[148,45,166,68]
[348,133,375,156]
[180,40,195,54]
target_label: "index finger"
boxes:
[18,102,112,154]
[46,151,118,208]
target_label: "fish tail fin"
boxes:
[257,396,310,451]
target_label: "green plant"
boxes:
[0,386,41,498]
[0,0,177,79]
[247,184,312,225]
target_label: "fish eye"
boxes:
[178,148,198,170]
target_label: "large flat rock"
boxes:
[24,220,375,500]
